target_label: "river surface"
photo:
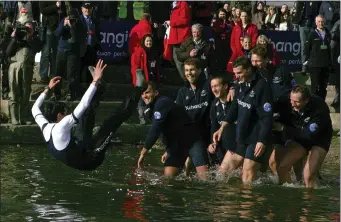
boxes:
[1,145,340,221]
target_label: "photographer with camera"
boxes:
[53,8,88,101]
[5,21,42,125]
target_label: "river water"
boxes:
[1,144,339,221]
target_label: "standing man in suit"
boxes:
[79,2,102,84]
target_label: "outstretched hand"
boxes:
[48,76,61,89]
[93,59,107,82]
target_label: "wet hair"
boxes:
[251,46,269,60]
[232,56,252,69]
[142,81,159,93]
[184,58,200,69]
[291,85,311,101]
[45,102,67,122]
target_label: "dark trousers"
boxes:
[55,50,80,98]
[309,66,329,101]
[39,30,58,78]
[80,45,97,84]
[73,87,140,170]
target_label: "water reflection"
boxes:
[1,145,339,221]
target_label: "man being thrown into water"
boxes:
[32,60,144,170]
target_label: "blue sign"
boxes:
[98,20,137,61]
[260,30,301,71]
[99,21,301,71]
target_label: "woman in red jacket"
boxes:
[128,13,152,55]
[256,34,280,66]
[164,1,191,80]
[230,11,258,55]
[131,34,160,124]
[212,8,234,73]
[227,35,253,78]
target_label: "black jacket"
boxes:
[305,28,332,67]
[6,36,42,58]
[80,15,101,51]
[224,72,273,145]
[276,95,333,149]
[144,96,199,150]
[210,98,237,149]
[257,63,295,102]
[176,73,214,141]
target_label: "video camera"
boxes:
[14,22,29,40]
[68,9,80,26]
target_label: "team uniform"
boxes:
[224,72,273,162]
[144,96,205,168]
[32,84,139,170]
[274,95,333,152]
[175,73,212,166]
[209,98,237,164]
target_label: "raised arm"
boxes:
[31,76,61,129]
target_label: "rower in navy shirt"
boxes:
[32,60,143,170]
[208,76,237,171]
[213,56,273,183]
[137,82,207,180]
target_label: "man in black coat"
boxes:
[305,15,331,101]
[79,2,102,84]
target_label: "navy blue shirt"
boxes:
[224,72,273,144]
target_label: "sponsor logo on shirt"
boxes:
[237,99,251,109]
[185,101,209,111]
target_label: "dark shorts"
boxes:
[235,143,273,164]
[272,132,288,146]
[295,139,331,153]
[164,139,209,168]
[220,124,237,152]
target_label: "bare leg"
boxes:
[242,159,261,184]
[269,144,285,175]
[277,141,307,184]
[219,151,244,174]
[164,166,182,179]
[195,165,209,181]
[303,146,327,188]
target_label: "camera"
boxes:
[68,9,80,26]
[14,23,28,40]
